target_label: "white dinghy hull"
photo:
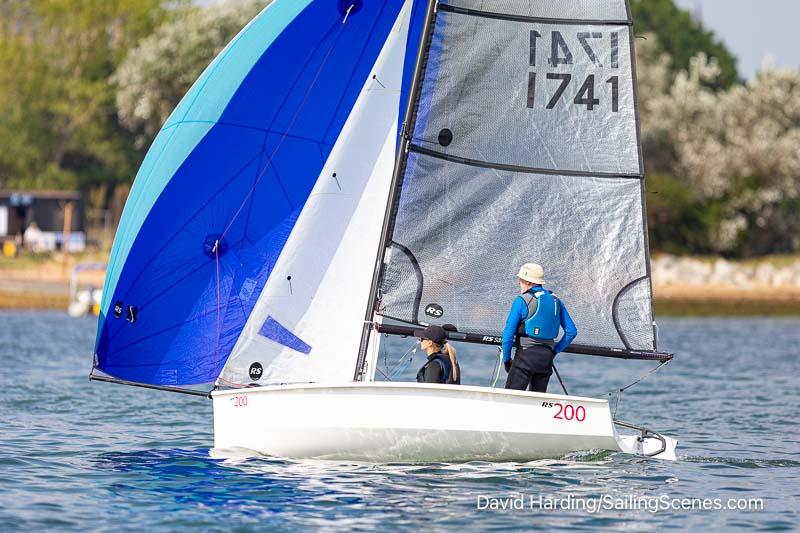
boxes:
[212,383,676,462]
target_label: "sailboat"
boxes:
[91,0,678,462]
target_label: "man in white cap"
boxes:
[501,263,577,393]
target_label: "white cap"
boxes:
[518,263,545,284]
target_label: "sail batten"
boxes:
[439,4,632,26]
[408,144,642,179]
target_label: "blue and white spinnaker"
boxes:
[94,0,424,388]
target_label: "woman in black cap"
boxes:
[415,325,460,385]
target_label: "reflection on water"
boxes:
[0,312,798,530]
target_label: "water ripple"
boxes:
[0,312,798,530]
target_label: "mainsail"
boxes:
[375,0,658,354]
[93,0,425,389]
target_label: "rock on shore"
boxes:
[652,255,800,288]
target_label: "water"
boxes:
[0,311,798,530]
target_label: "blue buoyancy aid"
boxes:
[520,288,561,341]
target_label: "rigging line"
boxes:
[383,334,389,374]
[608,359,669,418]
[389,356,413,380]
[552,363,569,395]
[214,244,221,373]
[490,347,502,387]
[620,359,669,393]
[220,14,350,242]
[263,17,345,136]
[387,341,419,379]
[89,374,211,397]
[216,376,260,389]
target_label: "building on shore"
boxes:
[0,190,86,253]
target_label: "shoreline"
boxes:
[2,253,799,316]
[2,288,798,316]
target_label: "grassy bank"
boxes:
[0,292,69,310]
[2,289,798,316]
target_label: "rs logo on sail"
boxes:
[425,304,444,318]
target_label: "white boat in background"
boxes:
[91,0,679,463]
[68,263,105,317]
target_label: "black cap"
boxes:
[416,324,447,345]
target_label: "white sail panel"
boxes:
[219,1,413,386]
[414,15,639,174]
[381,153,652,350]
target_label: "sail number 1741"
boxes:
[527,74,618,112]
[526,30,621,112]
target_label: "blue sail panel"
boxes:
[259,316,312,355]
[95,0,412,387]
[100,0,316,327]
[399,0,427,142]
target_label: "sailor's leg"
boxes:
[504,359,532,390]
[529,371,551,393]
[519,345,553,393]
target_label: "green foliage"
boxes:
[0,0,181,192]
[115,0,270,148]
[1,0,797,259]
[646,172,724,254]
[632,0,739,89]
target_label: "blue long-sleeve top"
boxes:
[500,286,578,362]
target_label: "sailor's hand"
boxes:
[504,360,512,373]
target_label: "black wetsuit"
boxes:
[416,350,461,384]
[505,343,555,393]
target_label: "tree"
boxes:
[115,0,270,149]
[631,0,739,89]
[640,39,800,255]
[0,0,179,192]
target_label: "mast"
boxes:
[354,0,439,380]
